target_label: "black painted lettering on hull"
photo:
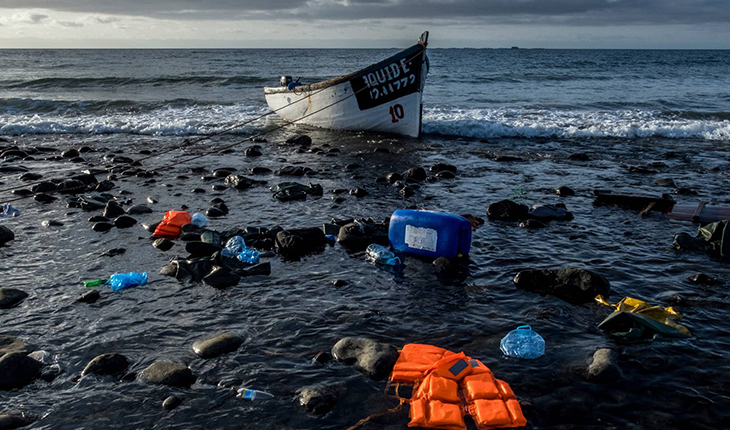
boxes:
[349,44,425,111]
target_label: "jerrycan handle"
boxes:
[516,325,532,331]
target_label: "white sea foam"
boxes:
[422,107,730,141]
[2,103,729,141]
[0,103,274,136]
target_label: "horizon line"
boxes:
[1,47,729,50]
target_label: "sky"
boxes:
[0,0,729,49]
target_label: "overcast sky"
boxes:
[1,0,729,48]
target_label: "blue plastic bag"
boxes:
[500,325,545,359]
[191,212,207,227]
[222,236,246,258]
[0,204,21,218]
[237,248,260,264]
[108,272,148,291]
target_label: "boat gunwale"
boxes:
[263,42,426,96]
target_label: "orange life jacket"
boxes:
[390,344,526,430]
[153,210,191,239]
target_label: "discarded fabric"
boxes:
[596,295,691,339]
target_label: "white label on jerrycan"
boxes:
[405,224,438,252]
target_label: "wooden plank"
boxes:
[640,201,656,218]
[692,201,707,223]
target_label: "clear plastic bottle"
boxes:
[237,388,274,401]
[237,248,260,264]
[222,236,246,258]
[500,325,545,359]
[191,212,207,227]
[108,272,148,291]
[366,244,401,266]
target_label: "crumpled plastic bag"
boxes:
[529,204,573,221]
[699,220,730,260]
[108,272,147,291]
[0,203,21,218]
[595,295,691,339]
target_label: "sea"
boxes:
[0,49,729,140]
[1,48,730,430]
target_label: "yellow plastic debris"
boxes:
[595,295,691,338]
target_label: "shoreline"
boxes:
[1,128,729,428]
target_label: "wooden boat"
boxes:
[593,189,730,223]
[264,32,429,138]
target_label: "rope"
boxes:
[345,398,407,430]
[0,48,426,206]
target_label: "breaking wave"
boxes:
[422,107,730,141]
[0,102,272,136]
[1,100,729,141]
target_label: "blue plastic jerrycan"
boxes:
[388,209,472,259]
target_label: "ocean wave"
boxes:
[457,73,613,84]
[2,104,729,141]
[0,103,273,136]
[1,75,269,90]
[0,97,227,115]
[422,107,730,141]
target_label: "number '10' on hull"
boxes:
[263,32,429,138]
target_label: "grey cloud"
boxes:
[90,16,121,24]
[26,12,49,23]
[1,0,730,25]
[55,20,84,27]
[0,12,49,25]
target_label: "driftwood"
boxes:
[593,190,730,223]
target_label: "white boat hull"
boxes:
[264,38,428,138]
[265,84,423,138]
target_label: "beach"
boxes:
[1,48,730,429]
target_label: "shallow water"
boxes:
[2,126,730,429]
[2,47,730,429]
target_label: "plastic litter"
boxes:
[83,279,108,288]
[191,212,207,227]
[528,204,573,221]
[237,388,274,401]
[108,272,148,292]
[500,325,545,359]
[153,210,191,239]
[388,209,472,259]
[595,295,691,339]
[324,234,337,244]
[237,248,260,264]
[366,244,401,266]
[222,236,246,258]
[0,203,21,218]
